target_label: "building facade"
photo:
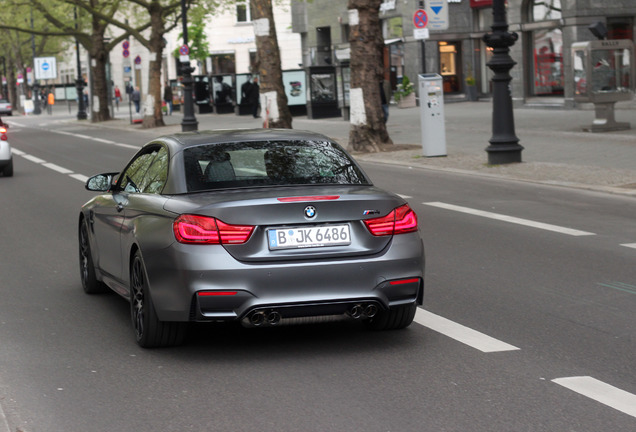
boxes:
[292,0,636,108]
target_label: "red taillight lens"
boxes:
[0,127,6,133]
[364,204,418,236]
[173,214,254,244]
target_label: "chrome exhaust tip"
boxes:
[266,311,281,325]
[249,311,266,326]
[364,304,378,318]
[348,305,364,319]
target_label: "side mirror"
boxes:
[85,173,118,192]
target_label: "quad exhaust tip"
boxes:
[245,303,379,327]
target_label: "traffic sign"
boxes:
[134,55,142,65]
[413,9,428,29]
[179,45,190,56]
[425,0,449,30]
[122,40,130,50]
[34,56,57,80]
[123,49,130,58]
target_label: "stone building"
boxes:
[292,0,636,108]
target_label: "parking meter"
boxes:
[419,74,447,156]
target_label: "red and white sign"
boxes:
[179,45,190,56]
[413,9,428,29]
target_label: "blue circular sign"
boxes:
[134,55,141,65]
[123,49,130,58]
[42,62,49,71]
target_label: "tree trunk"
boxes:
[347,0,392,152]
[251,0,292,129]
[88,8,111,122]
[142,5,166,129]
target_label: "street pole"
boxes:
[482,0,523,164]
[74,7,87,120]
[0,57,7,98]
[180,0,198,132]
[30,7,41,115]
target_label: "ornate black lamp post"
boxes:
[180,0,198,132]
[482,0,523,164]
[74,7,87,120]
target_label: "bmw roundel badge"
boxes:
[304,205,316,218]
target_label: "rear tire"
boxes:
[364,303,417,330]
[130,251,186,348]
[79,219,108,294]
[3,159,12,177]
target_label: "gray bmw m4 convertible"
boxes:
[79,129,424,347]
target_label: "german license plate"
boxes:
[268,224,351,250]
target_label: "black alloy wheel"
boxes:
[130,250,186,348]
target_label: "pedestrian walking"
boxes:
[163,83,173,115]
[47,91,55,115]
[380,80,389,124]
[246,76,260,118]
[114,85,121,110]
[132,86,141,113]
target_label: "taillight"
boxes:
[173,214,254,244]
[0,127,6,133]
[364,204,418,236]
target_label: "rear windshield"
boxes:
[183,140,370,192]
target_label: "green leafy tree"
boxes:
[0,0,147,122]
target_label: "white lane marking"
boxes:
[553,376,636,418]
[23,154,46,164]
[415,309,520,353]
[70,173,89,183]
[43,162,73,174]
[114,142,139,150]
[14,147,88,183]
[621,243,636,249]
[424,202,595,236]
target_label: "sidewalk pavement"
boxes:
[50,100,636,196]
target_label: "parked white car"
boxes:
[0,124,13,177]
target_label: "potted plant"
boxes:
[394,75,416,108]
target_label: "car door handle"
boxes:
[116,203,124,212]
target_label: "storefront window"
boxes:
[439,42,460,93]
[529,1,563,96]
[210,53,236,75]
[532,28,563,95]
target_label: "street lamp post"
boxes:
[30,7,41,115]
[482,0,523,164]
[74,7,87,120]
[180,0,198,132]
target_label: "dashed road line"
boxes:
[13,147,87,183]
[621,243,636,249]
[415,309,520,353]
[22,154,46,164]
[553,376,636,419]
[43,162,74,174]
[424,201,595,236]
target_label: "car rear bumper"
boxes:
[143,233,425,322]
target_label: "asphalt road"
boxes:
[1,117,635,432]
